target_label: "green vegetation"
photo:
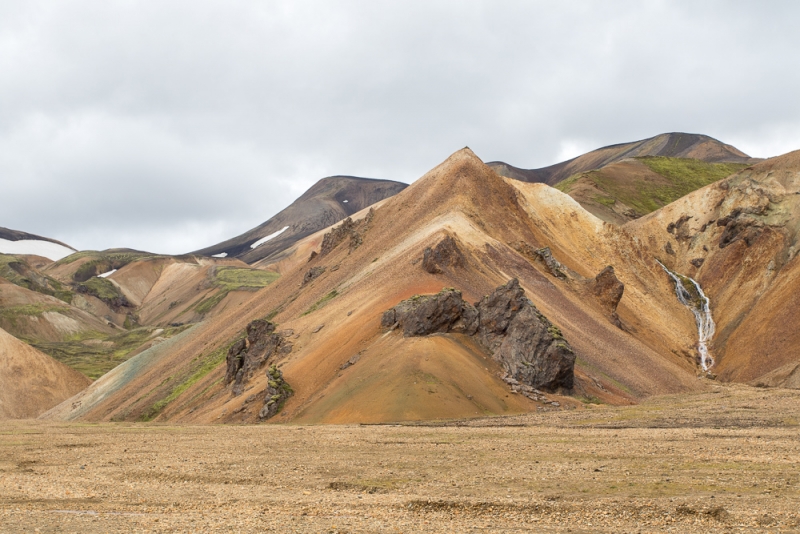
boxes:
[557,157,748,216]
[0,304,71,329]
[76,277,127,306]
[53,250,155,267]
[139,333,243,421]
[193,267,280,315]
[302,289,339,316]
[0,254,73,303]
[591,195,616,207]
[213,267,280,292]
[194,292,228,315]
[32,325,191,380]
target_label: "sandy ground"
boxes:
[2,383,799,533]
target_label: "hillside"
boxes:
[624,149,800,386]
[0,226,76,261]
[194,176,407,265]
[0,326,90,419]
[45,148,714,424]
[555,156,749,224]
[487,132,758,186]
[1,248,280,380]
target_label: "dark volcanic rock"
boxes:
[259,364,294,420]
[384,288,478,336]
[718,212,763,249]
[225,319,290,397]
[384,279,575,391]
[422,236,465,274]
[319,208,375,257]
[303,266,326,285]
[591,266,624,314]
[690,258,705,268]
[532,247,567,279]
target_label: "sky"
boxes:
[2,1,800,254]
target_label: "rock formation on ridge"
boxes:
[383,279,575,391]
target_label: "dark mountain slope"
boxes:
[194,176,407,264]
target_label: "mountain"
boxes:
[0,326,90,419]
[194,176,408,265]
[624,149,800,387]
[46,148,718,424]
[554,156,750,224]
[32,145,800,426]
[487,132,759,186]
[1,247,281,380]
[0,226,76,261]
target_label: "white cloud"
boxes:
[1,1,799,252]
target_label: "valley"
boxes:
[1,384,798,532]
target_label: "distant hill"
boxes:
[0,226,76,261]
[194,176,408,264]
[0,326,90,419]
[554,156,750,224]
[487,132,759,186]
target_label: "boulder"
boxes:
[591,266,624,314]
[302,266,326,285]
[225,319,290,397]
[384,278,575,391]
[258,365,294,420]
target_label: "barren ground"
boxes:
[2,383,799,533]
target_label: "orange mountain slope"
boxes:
[46,148,724,425]
[0,327,90,419]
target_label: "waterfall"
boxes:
[656,260,716,371]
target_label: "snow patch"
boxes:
[98,269,117,278]
[212,252,228,258]
[0,238,76,261]
[250,226,289,249]
[343,200,349,203]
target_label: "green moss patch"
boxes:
[0,254,74,303]
[76,277,128,307]
[139,334,243,421]
[557,157,747,217]
[193,267,280,315]
[31,325,191,380]
[302,289,339,316]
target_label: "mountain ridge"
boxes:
[487,132,760,185]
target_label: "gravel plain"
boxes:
[1,383,799,533]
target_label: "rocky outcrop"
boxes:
[319,208,375,257]
[258,365,294,419]
[717,210,764,248]
[381,288,477,336]
[590,266,624,328]
[422,236,465,274]
[591,266,624,311]
[303,266,326,285]
[514,243,568,279]
[382,279,575,391]
[225,319,292,397]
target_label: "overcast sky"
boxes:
[2,1,799,254]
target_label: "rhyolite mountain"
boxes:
[47,145,800,426]
[2,134,798,427]
[194,176,408,265]
[487,132,759,185]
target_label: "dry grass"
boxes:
[2,383,799,532]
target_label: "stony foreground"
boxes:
[1,383,799,533]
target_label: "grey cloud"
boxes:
[1,0,799,253]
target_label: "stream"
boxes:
[656,260,716,371]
